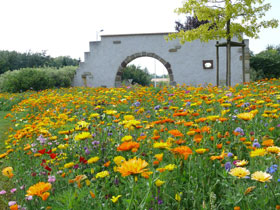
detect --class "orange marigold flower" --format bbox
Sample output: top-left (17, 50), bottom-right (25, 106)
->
top-left (201, 126), bottom-right (211, 133)
top-left (193, 134), bottom-right (203, 143)
top-left (216, 143), bottom-right (223, 149)
top-left (171, 146), bottom-right (193, 160)
top-left (103, 161), bottom-right (111, 167)
top-left (10, 205), bottom-right (18, 210)
top-left (262, 139), bottom-right (274, 147)
top-left (26, 182), bottom-right (52, 201)
top-left (117, 141), bottom-right (140, 152)
top-left (90, 191), bottom-right (96, 198)
top-left (168, 129), bottom-right (184, 137)
top-left (141, 171), bottom-right (153, 179)
top-left (184, 121), bottom-right (193, 127)
top-left (151, 136), bottom-right (161, 140)
top-left (117, 157), bottom-right (149, 177)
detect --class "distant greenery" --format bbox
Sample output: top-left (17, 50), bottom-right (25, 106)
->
top-left (0, 66), bottom-right (77, 93)
top-left (122, 65), bottom-right (152, 86)
top-left (0, 50), bottom-right (79, 74)
top-left (250, 45), bottom-right (280, 81)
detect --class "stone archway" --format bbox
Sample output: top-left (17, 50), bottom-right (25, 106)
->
top-left (114, 52), bottom-right (175, 87)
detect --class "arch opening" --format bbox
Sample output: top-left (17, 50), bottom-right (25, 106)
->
top-left (115, 53), bottom-right (175, 87)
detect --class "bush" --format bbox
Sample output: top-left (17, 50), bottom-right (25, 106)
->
top-left (250, 46), bottom-right (280, 80)
top-left (0, 66), bottom-right (77, 93)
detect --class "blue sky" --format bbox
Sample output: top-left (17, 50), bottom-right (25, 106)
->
top-left (0, 0), bottom-right (279, 75)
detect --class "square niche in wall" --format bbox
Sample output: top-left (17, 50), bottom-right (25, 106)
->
top-left (203, 60), bottom-right (213, 69)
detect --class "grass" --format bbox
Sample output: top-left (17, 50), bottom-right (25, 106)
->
top-left (0, 111), bottom-right (12, 210)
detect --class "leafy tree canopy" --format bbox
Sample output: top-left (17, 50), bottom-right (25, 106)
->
top-left (0, 50), bottom-right (79, 74)
top-left (250, 45), bottom-right (280, 80)
top-left (175, 16), bottom-right (209, 32)
top-left (168, 0), bottom-right (279, 43)
top-left (121, 64), bottom-right (152, 86)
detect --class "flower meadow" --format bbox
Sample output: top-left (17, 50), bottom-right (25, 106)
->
top-left (0, 79), bottom-right (280, 210)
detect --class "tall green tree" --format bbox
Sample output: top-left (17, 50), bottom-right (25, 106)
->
top-left (122, 64), bottom-right (152, 86)
top-left (168, 0), bottom-right (278, 86)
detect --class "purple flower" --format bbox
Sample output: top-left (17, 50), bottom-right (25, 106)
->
top-left (227, 152), bottom-right (233, 158)
top-left (37, 135), bottom-right (47, 144)
top-left (154, 105), bottom-right (160, 110)
top-left (158, 199), bottom-right (163, 205)
top-left (225, 162), bottom-right (232, 172)
top-left (234, 127), bottom-right (244, 134)
top-left (92, 141), bottom-right (100, 145)
top-left (253, 142), bottom-right (261, 148)
top-left (134, 101), bottom-right (141, 107)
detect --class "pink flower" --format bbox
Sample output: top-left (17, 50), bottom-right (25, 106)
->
top-left (10, 188), bottom-right (17, 193)
top-left (8, 201), bottom-right (16, 206)
top-left (26, 195), bottom-right (33, 200)
top-left (48, 175), bottom-right (56, 183)
top-left (0, 190), bottom-right (6, 195)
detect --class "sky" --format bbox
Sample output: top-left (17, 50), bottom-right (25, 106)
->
top-left (0, 0), bottom-right (279, 76)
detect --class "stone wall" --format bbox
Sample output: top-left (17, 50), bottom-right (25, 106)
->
top-left (73, 33), bottom-right (249, 87)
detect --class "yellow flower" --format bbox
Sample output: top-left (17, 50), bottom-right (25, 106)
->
top-left (186, 130), bottom-right (196, 136)
top-left (76, 121), bottom-right (90, 129)
top-left (251, 171), bottom-right (272, 182)
top-left (155, 179), bottom-right (165, 187)
top-left (175, 192), bottom-right (182, 202)
top-left (113, 156), bottom-right (126, 166)
top-left (64, 162), bottom-right (75, 169)
top-left (221, 103), bottom-right (232, 107)
top-left (104, 110), bottom-right (117, 115)
top-left (96, 171), bottom-right (109, 178)
top-left (207, 115), bottom-right (219, 121)
top-left (111, 195), bottom-right (122, 203)
top-left (117, 157), bottom-right (148, 177)
top-left (154, 153), bottom-right (163, 161)
top-left (124, 115), bottom-right (135, 121)
top-left (90, 113), bottom-right (100, 118)
top-left (164, 164), bottom-right (177, 171)
top-left (74, 132), bottom-right (91, 141)
top-left (266, 146), bottom-right (280, 154)
top-left (195, 148), bottom-right (208, 154)
top-left (229, 167), bottom-right (250, 178)
top-left (237, 112), bottom-right (254, 121)
top-left (87, 156), bottom-right (99, 164)
top-left (121, 135), bottom-right (133, 142)
top-left (153, 142), bottom-right (171, 149)
top-left (235, 160), bottom-right (248, 167)
top-left (26, 182), bottom-right (52, 201)
top-left (58, 144), bottom-right (68, 150)
top-left (2, 167), bottom-right (14, 178)
top-left (250, 148), bottom-right (267, 157)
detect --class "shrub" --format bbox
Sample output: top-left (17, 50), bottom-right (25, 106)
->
top-left (0, 66), bottom-right (76, 93)
top-left (250, 46), bottom-right (280, 80)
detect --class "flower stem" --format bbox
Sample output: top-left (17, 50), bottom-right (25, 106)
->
top-left (128, 178), bottom-right (136, 210)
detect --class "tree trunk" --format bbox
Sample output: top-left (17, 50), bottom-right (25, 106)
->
top-left (226, 19), bottom-right (231, 87)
